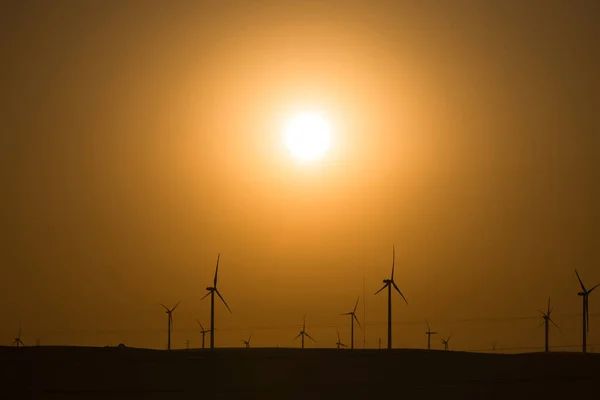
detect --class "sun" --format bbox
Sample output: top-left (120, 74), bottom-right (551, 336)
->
top-left (283, 111), bottom-right (332, 162)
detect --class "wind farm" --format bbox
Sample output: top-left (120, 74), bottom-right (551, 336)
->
top-left (3, 0), bottom-right (600, 398)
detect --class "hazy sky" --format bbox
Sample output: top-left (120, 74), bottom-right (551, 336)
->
top-left (1, 1), bottom-right (599, 351)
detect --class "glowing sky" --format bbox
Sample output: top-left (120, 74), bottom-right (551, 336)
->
top-left (1, 1), bottom-right (599, 351)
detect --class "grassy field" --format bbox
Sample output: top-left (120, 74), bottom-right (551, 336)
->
top-left (2, 346), bottom-right (599, 398)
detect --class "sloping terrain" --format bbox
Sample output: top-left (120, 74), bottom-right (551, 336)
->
top-left (2, 346), bottom-right (599, 399)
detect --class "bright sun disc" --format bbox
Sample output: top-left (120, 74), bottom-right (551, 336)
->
top-left (283, 112), bottom-right (332, 162)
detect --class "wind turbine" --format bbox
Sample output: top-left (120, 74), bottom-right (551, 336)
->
top-left (293, 315), bottom-right (315, 349)
top-left (161, 301), bottom-right (180, 350)
top-left (242, 333), bottom-right (252, 348)
top-left (336, 329), bottom-right (347, 349)
top-left (441, 335), bottom-right (451, 351)
top-left (201, 253), bottom-right (232, 349)
top-left (425, 321), bottom-right (438, 350)
top-left (538, 297), bottom-right (561, 352)
top-left (341, 297), bottom-right (362, 349)
top-left (375, 245), bottom-right (408, 349)
top-left (575, 269), bottom-right (599, 353)
top-left (13, 323), bottom-right (24, 348)
top-left (196, 320), bottom-right (209, 349)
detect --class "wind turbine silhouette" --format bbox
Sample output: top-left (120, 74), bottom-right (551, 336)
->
top-left (425, 321), bottom-right (438, 350)
top-left (242, 333), bottom-right (252, 348)
top-left (375, 246), bottom-right (408, 349)
top-left (341, 297), bottom-right (361, 349)
top-left (201, 253), bottom-right (232, 349)
top-left (336, 329), bottom-right (347, 349)
top-left (538, 297), bottom-right (561, 352)
top-left (13, 323), bottom-right (24, 348)
top-left (575, 269), bottom-right (599, 353)
top-left (196, 320), bottom-right (209, 349)
top-left (161, 301), bottom-right (180, 350)
top-left (441, 334), bottom-right (451, 351)
top-left (294, 315), bottom-right (315, 348)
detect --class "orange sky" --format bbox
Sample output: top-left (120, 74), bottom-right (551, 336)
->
top-left (1, 1), bottom-right (599, 352)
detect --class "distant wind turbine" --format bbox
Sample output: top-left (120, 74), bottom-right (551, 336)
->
top-left (538, 297), bottom-right (561, 352)
top-left (13, 323), bottom-right (24, 348)
top-left (575, 269), bottom-right (599, 353)
top-left (441, 335), bottom-right (451, 351)
top-left (196, 320), bottom-right (209, 349)
top-left (242, 333), bottom-right (252, 348)
top-left (341, 297), bottom-right (362, 349)
top-left (201, 253), bottom-right (232, 349)
top-left (425, 321), bottom-right (438, 351)
top-left (161, 301), bottom-right (180, 350)
top-left (293, 315), bottom-right (315, 349)
top-left (336, 329), bottom-right (347, 349)
top-left (375, 246), bottom-right (408, 349)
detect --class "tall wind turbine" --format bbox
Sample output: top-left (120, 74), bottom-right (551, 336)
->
top-left (575, 269), bottom-right (599, 353)
top-left (538, 297), bottom-right (561, 352)
top-left (441, 334), bottom-right (451, 351)
top-left (336, 329), bottom-right (347, 349)
top-left (425, 321), bottom-right (438, 351)
top-left (13, 323), bottom-right (24, 348)
top-left (161, 301), bottom-right (180, 350)
top-left (375, 246), bottom-right (408, 349)
top-left (196, 320), bottom-right (209, 349)
top-left (341, 297), bottom-right (362, 349)
top-left (201, 253), bottom-right (232, 349)
top-left (242, 333), bottom-right (252, 348)
top-left (293, 315), bottom-right (315, 349)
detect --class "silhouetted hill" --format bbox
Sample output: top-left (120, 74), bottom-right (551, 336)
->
top-left (2, 346), bottom-right (599, 398)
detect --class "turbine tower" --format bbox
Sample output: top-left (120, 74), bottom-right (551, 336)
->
top-left (341, 297), bottom-right (362, 349)
top-left (425, 321), bottom-right (438, 351)
top-left (196, 320), bottom-right (209, 349)
top-left (336, 329), bottom-right (347, 349)
top-left (201, 253), bottom-right (232, 349)
top-left (161, 301), bottom-right (180, 350)
top-left (575, 269), bottom-right (599, 353)
top-left (538, 297), bottom-right (561, 352)
top-left (13, 324), bottom-right (24, 348)
top-left (375, 246), bottom-right (408, 349)
top-left (293, 315), bottom-right (315, 348)
top-left (242, 333), bottom-right (252, 348)
top-left (441, 334), bottom-right (451, 351)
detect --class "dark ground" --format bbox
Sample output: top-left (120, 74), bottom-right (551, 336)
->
top-left (2, 346), bottom-right (599, 399)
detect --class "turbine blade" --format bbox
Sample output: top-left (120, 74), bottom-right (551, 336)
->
top-left (374, 283), bottom-right (388, 295)
top-left (215, 289), bottom-right (232, 313)
top-left (549, 318), bottom-right (562, 332)
top-left (353, 313), bottom-right (362, 329)
top-left (353, 297), bottom-right (360, 313)
top-left (589, 283), bottom-right (600, 293)
top-left (341, 312), bottom-right (352, 316)
top-left (294, 333), bottom-right (302, 340)
top-left (303, 315), bottom-right (306, 331)
top-left (575, 269), bottom-right (587, 292)
top-left (161, 304), bottom-right (169, 311)
top-left (392, 282), bottom-right (409, 305)
top-left (172, 301), bottom-right (180, 312)
top-left (305, 332), bottom-right (316, 342)
top-left (337, 330), bottom-right (341, 342)
top-left (547, 297), bottom-right (551, 315)
top-left (214, 253), bottom-right (220, 287)
top-left (200, 291), bottom-right (211, 300)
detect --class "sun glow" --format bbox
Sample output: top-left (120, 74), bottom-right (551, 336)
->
top-left (283, 111), bottom-right (332, 162)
